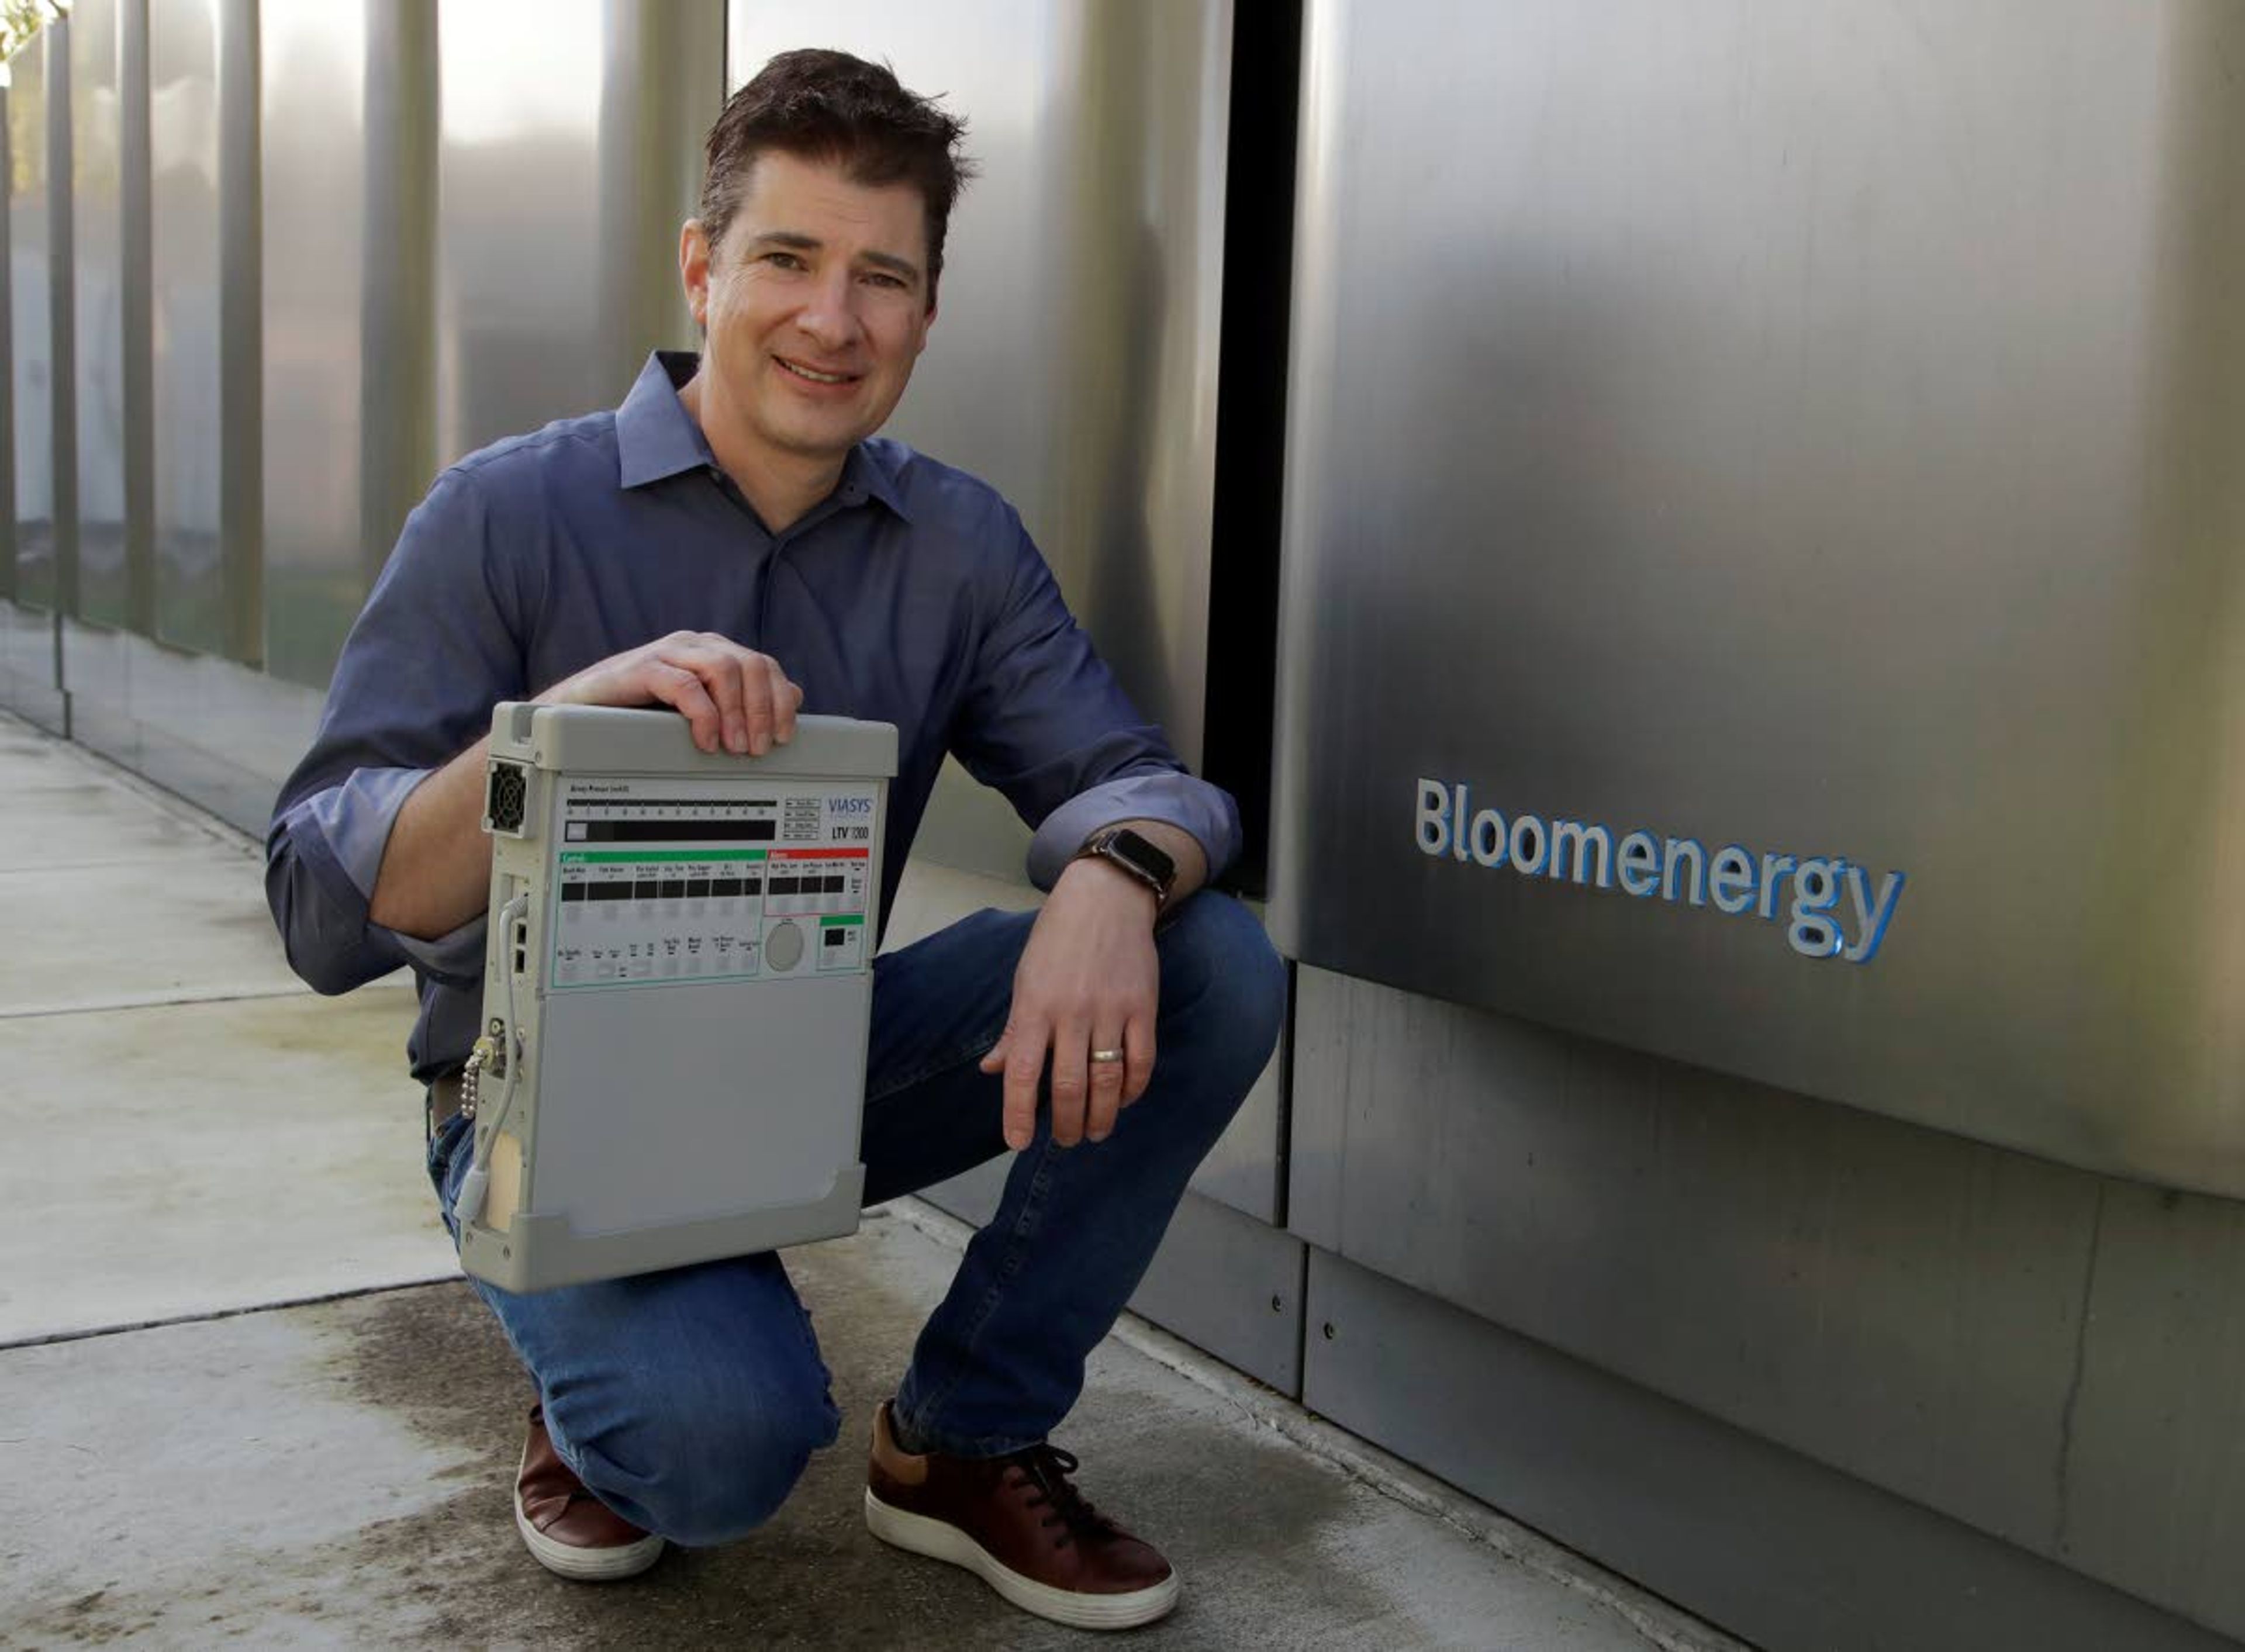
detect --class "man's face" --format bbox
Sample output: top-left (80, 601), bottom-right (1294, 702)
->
top-left (681, 150), bottom-right (935, 476)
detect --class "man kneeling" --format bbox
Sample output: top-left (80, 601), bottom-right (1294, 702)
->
top-left (264, 48), bottom-right (1284, 1632)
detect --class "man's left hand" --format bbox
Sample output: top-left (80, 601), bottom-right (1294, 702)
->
top-left (980, 859), bottom-right (1162, 1150)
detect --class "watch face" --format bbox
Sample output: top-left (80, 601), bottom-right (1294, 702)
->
top-left (1109, 828), bottom-right (1176, 887)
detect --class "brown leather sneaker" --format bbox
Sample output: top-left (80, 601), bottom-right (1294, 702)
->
top-left (864, 1402), bottom-right (1179, 1630)
top-left (514, 1405), bottom-right (665, 1581)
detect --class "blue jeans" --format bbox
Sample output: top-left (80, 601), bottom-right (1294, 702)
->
top-left (427, 892), bottom-right (1286, 1547)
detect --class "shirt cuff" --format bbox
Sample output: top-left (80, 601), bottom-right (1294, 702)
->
top-left (304, 765), bottom-right (489, 981)
top-left (1025, 771), bottom-right (1242, 892)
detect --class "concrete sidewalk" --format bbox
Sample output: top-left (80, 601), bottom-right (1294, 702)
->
top-left (0, 713), bottom-right (1727, 1650)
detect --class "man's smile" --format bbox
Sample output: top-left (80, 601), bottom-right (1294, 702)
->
top-left (775, 355), bottom-right (861, 386)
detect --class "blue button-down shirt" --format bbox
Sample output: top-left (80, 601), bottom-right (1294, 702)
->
top-left (266, 351), bottom-right (1239, 1080)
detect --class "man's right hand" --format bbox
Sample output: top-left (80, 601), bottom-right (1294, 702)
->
top-left (537, 631), bottom-right (803, 756)
top-left (369, 633), bottom-right (800, 941)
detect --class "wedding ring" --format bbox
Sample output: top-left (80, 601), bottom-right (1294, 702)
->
top-left (1090, 1048), bottom-right (1126, 1064)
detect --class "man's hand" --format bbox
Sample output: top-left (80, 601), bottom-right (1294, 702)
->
top-left (980, 859), bottom-right (1162, 1150)
top-left (539, 631), bottom-right (803, 755)
top-left (369, 633), bottom-right (801, 941)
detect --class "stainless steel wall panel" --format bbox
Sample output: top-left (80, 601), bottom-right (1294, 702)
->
top-left (1291, 964), bottom-right (2245, 1638)
top-left (1303, 1246), bottom-right (2239, 1652)
top-left (0, 64), bottom-right (64, 730)
top-left (434, 0), bottom-right (605, 461)
top-left (434, 0), bottom-right (718, 468)
top-left (724, 1), bottom-right (1233, 773)
top-left (1270, 0), bottom-right (2245, 1197)
top-left (147, 0), bottom-right (224, 655)
top-left (215, 0), bottom-right (257, 665)
top-left (1, 74), bottom-right (16, 604)
top-left (258, 0), bottom-right (369, 689)
top-left (41, 20), bottom-right (77, 620)
top-left (2057, 1188), bottom-right (2245, 1623)
top-left (119, 0), bottom-right (152, 637)
top-left (9, 39), bottom-right (54, 613)
top-left (592, 0), bottom-right (723, 407)
top-left (55, 0), bottom-right (153, 748)
top-left (74, 623), bottom-right (322, 829)
top-left (70, 0), bottom-right (127, 628)
top-left (0, 603), bottom-right (64, 730)
top-left (1127, 1190), bottom-right (1304, 1395)
top-left (1184, 1025), bottom-right (1286, 1222)
top-left (59, 613), bottom-right (140, 765)
top-left (354, 0), bottom-right (437, 669)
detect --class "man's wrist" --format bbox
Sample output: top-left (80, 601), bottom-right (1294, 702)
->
top-left (1059, 853), bottom-right (1163, 918)
top-left (1072, 824), bottom-right (1176, 908)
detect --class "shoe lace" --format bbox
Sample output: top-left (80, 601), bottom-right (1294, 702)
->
top-left (1001, 1444), bottom-right (1119, 1551)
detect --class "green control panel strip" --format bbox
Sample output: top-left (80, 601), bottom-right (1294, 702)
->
top-left (550, 845), bottom-right (874, 987)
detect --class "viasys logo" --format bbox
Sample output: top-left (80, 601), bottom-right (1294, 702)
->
top-left (828, 796), bottom-right (874, 815)
top-left (1414, 777), bottom-right (1905, 963)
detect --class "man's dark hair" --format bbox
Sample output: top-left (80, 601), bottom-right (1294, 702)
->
top-left (700, 49), bottom-right (975, 303)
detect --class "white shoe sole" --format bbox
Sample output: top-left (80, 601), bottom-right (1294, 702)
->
top-left (513, 1432), bottom-right (665, 1583)
top-left (513, 1494), bottom-right (666, 1581)
top-left (864, 1487), bottom-right (1180, 1630)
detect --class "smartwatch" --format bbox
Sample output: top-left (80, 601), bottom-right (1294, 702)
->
top-left (1073, 825), bottom-right (1177, 908)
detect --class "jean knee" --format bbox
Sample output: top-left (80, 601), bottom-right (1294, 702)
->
top-left (561, 1367), bottom-right (840, 1546)
top-left (1159, 893), bottom-right (1288, 1078)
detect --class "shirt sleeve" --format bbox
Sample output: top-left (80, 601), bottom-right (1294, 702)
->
top-left (264, 467), bottom-right (527, 995)
top-left (948, 512), bottom-right (1242, 891)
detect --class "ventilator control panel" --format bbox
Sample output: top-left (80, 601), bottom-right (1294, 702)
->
top-left (549, 777), bottom-right (876, 987)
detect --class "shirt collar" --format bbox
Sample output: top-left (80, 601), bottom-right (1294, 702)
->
top-left (834, 441), bottom-right (913, 523)
top-left (615, 349), bottom-right (912, 523)
top-left (616, 351), bottom-right (715, 488)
